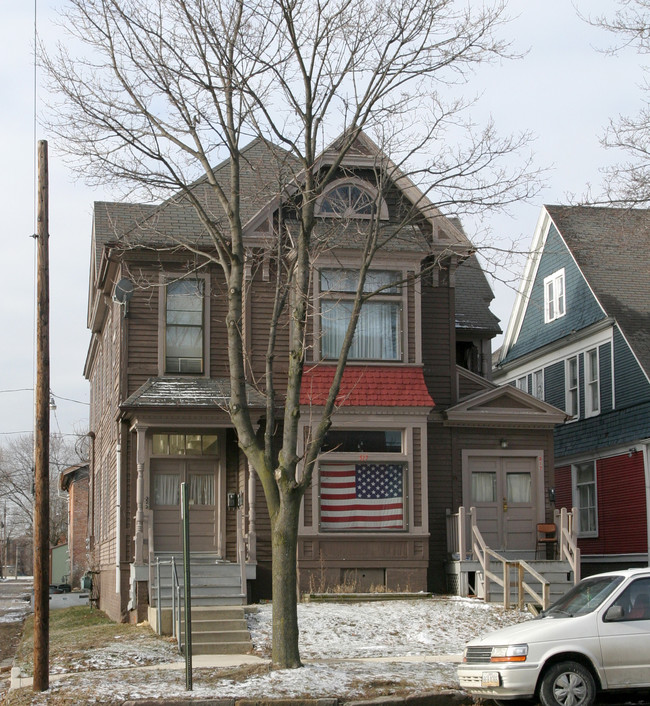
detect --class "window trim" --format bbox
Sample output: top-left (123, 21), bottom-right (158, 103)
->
top-left (585, 347), bottom-right (600, 417)
top-left (317, 427), bottom-right (408, 533)
top-left (159, 273), bottom-right (210, 376)
top-left (533, 369), bottom-right (544, 400)
top-left (544, 268), bottom-right (566, 323)
top-left (315, 177), bottom-right (389, 220)
top-left (318, 267), bottom-right (404, 362)
top-left (572, 460), bottom-right (598, 538)
top-left (565, 355), bottom-right (579, 419)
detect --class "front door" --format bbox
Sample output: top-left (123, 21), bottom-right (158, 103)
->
top-left (466, 455), bottom-right (538, 551)
top-left (152, 458), bottom-right (219, 553)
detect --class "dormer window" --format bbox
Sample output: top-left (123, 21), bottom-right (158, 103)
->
top-left (316, 179), bottom-right (388, 220)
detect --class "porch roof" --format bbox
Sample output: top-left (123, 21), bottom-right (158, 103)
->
top-left (300, 365), bottom-right (434, 408)
top-left (121, 377), bottom-right (266, 410)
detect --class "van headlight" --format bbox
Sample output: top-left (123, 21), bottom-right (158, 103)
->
top-left (490, 644), bottom-right (528, 662)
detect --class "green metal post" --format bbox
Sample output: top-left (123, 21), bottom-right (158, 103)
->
top-left (181, 482), bottom-right (192, 690)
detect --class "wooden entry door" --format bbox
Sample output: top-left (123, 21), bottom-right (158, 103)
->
top-left (151, 458), bottom-right (219, 553)
top-left (466, 455), bottom-right (538, 551)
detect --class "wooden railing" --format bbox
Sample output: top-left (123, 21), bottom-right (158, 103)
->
top-left (555, 506), bottom-right (581, 584)
top-left (447, 506), bottom-right (581, 610)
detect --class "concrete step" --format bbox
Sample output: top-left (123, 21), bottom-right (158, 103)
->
top-left (180, 641), bottom-right (251, 655)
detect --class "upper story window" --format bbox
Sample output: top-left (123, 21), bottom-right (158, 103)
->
top-left (533, 369), bottom-right (544, 400)
top-left (544, 268), bottom-right (566, 323)
top-left (585, 347), bottom-right (600, 416)
top-left (320, 269), bottom-right (401, 361)
top-left (516, 376), bottom-right (528, 393)
top-left (316, 179), bottom-right (388, 220)
top-left (565, 355), bottom-right (579, 417)
top-left (165, 279), bottom-right (204, 373)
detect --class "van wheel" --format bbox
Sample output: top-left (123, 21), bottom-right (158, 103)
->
top-left (539, 661), bottom-right (596, 706)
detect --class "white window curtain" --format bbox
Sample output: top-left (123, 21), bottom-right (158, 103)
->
top-left (154, 474), bottom-right (180, 506)
top-left (507, 473), bottom-right (532, 503)
top-left (322, 300), bottom-right (399, 359)
top-left (471, 472), bottom-right (496, 502)
top-left (189, 474), bottom-right (214, 505)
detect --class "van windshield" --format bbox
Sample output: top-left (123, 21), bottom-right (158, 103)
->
top-left (542, 575), bottom-right (624, 618)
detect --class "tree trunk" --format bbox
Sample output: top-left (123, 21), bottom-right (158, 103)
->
top-left (270, 496), bottom-right (302, 668)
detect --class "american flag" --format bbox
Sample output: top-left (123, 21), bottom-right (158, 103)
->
top-left (320, 463), bottom-right (404, 529)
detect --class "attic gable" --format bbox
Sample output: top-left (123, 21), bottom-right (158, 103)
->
top-left (444, 384), bottom-right (569, 428)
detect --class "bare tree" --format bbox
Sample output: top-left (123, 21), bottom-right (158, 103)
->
top-left (0, 434), bottom-right (80, 549)
top-left (42, 0), bottom-right (541, 667)
top-left (584, 1), bottom-right (650, 204)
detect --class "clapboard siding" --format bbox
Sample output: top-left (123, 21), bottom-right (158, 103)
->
top-left (614, 326), bottom-right (650, 408)
top-left (503, 225), bottom-right (605, 363)
top-left (421, 280), bottom-right (454, 407)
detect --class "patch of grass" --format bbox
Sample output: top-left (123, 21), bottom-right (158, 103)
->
top-left (14, 606), bottom-right (175, 677)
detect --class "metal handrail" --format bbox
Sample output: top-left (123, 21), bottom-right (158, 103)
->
top-left (154, 556), bottom-right (184, 653)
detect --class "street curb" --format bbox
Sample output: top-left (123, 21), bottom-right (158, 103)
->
top-left (121, 693), bottom-right (468, 706)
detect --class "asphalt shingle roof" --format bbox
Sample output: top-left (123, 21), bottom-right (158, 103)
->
top-left (121, 377), bottom-right (266, 409)
top-left (546, 204), bottom-right (650, 377)
top-left (300, 365), bottom-right (434, 407)
top-left (454, 255), bottom-right (501, 334)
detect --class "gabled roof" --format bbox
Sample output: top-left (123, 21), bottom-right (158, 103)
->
top-left (545, 205), bottom-right (650, 376)
top-left (91, 131), bottom-right (474, 280)
top-left (444, 383), bottom-right (569, 428)
top-left (92, 137), bottom-right (299, 269)
top-left (300, 365), bottom-right (434, 408)
top-left (498, 205), bottom-right (650, 376)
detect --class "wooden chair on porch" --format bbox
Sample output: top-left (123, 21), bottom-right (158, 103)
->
top-left (535, 523), bottom-right (558, 559)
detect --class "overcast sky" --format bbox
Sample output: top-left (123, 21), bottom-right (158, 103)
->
top-left (0, 0), bottom-right (644, 441)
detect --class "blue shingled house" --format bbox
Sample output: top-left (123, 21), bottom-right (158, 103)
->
top-left (494, 205), bottom-right (650, 574)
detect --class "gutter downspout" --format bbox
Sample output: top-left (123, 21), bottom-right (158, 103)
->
top-left (643, 443), bottom-right (650, 566)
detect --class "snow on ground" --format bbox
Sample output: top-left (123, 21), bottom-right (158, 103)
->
top-left (23, 597), bottom-right (531, 703)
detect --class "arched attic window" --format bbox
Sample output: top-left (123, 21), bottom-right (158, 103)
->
top-left (316, 178), bottom-right (389, 220)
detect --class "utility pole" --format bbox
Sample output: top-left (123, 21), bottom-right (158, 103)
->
top-left (33, 139), bottom-right (50, 692)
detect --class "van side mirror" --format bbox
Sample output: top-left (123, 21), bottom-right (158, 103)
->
top-left (604, 605), bottom-right (625, 622)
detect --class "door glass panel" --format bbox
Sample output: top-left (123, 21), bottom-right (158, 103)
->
top-left (472, 472), bottom-right (496, 502)
top-left (507, 473), bottom-right (531, 503)
top-left (152, 434), bottom-right (169, 455)
top-left (202, 435), bottom-right (218, 454)
top-left (186, 434), bottom-right (202, 454)
top-left (154, 474), bottom-right (180, 505)
top-left (189, 474), bottom-right (214, 505)
top-left (169, 434), bottom-right (185, 455)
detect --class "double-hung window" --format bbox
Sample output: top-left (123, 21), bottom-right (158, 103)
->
top-left (544, 268), bottom-right (566, 323)
top-left (585, 348), bottom-right (600, 416)
top-left (165, 279), bottom-right (204, 373)
top-left (574, 461), bottom-right (597, 537)
top-left (320, 269), bottom-right (401, 361)
top-left (566, 356), bottom-right (579, 417)
top-left (533, 369), bottom-right (544, 400)
top-left (516, 376), bottom-right (528, 393)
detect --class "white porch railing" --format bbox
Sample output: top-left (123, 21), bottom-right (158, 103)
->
top-left (555, 506), bottom-right (581, 583)
top-left (446, 505), bottom-right (582, 610)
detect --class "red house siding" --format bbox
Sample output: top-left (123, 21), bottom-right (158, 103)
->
top-left (556, 452), bottom-right (647, 556)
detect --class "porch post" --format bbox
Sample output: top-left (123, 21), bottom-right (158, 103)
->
top-left (134, 425), bottom-right (148, 565)
top-left (247, 463), bottom-right (257, 564)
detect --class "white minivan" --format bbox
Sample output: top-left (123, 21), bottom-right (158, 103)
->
top-left (457, 568), bottom-right (650, 706)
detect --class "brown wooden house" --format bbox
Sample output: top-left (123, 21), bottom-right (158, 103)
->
top-left (84, 132), bottom-right (566, 627)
